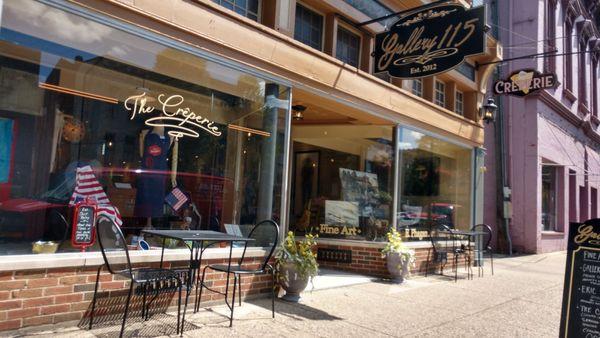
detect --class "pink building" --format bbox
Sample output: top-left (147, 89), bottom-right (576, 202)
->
top-left (485, 0), bottom-right (600, 253)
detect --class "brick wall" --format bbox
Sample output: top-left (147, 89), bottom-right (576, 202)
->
top-left (0, 257), bottom-right (272, 332)
top-left (315, 243), bottom-right (473, 278)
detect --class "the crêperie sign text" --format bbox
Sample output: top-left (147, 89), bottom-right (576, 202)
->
top-left (124, 92), bottom-right (221, 139)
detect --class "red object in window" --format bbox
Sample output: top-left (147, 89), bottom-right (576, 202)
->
top-left (0, 119), bottom-right (17, 202)
top-left (148, 145), bottom-right (162, 156)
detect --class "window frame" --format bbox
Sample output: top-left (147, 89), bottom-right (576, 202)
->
top-left (294, 1), bottom-right (326, 52)
top-left (335, 21), bottom-right (362, 68)
top-left (434, 80), bottom-right (446, 107)
top-left (541, 164), bottom-right (558, 232)
top-left (564, 20), bottom-right (574, 92)
top-left (544, 0), bottom-right (557, 73)
top-left (411, 79), bottom-right (423, 97)
top-left (212, 0), bottom-right (262, 22)
top-left (455, 90), bottom-right (464, 116)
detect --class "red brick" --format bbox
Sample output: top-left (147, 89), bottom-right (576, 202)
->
top-left (100, 281), bottom-right (125, 290)
top-left (27, 278), bottom-right (58, 288)
top-left (46, 268), bottom-right (77, 277)
top-left (0, 272), bottom-right (14, 281)
top-left (0, 300), bottom-right (22, 310)
top-left (0, 311), bottom-right (6, 321)
top-left (54, 311), bottom-right (84, 323)
top-left (14, 270), bottom-right (46, 279)
top-left (11, 288), bottom-right (43, 299)
top-left (22, 296), bottom-right (55, 308)
top-left (55, 293), bottom-right (83, 304)
top-left (70, 301), bottom-right (90, 311)
top-left (23, 315), bottom-right (53, 327)
top-left (0, 319), bottom-right (21, 331)
top-left (59, 275), bottom-right (88, 285)
top-left (0, 291), bottom-right (10, 301)
top-left (86, 273), bottom-right (112, 283)
top-left (0, 280), bottom-right (26, 291)
top-left (7, 307), bottom-right (39, 319)
top-left (43, 286), bottom-right (73, 296)
top-left (40, 304), bottom-right (69, 315)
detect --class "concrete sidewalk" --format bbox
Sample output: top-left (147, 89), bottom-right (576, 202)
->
top-left (9, 252), bottom-right (567, 337)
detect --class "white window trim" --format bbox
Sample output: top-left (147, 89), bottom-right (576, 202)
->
top-left (213, 0), bottom-right (262, 22)
top-left (411, 79), bottom-right (423, 97)
top-left (455, 90), bottom-right (464, 116)
top-left (435, 80), bottom-right (446, 107)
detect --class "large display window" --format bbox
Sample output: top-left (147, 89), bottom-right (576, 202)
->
top-left (0, 1), bottom-right (289, 255)
top-left (397, 127), bottom-right (473, 240)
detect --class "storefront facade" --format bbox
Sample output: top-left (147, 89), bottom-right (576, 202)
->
top-left (0, 0), bottom-right (500, 331)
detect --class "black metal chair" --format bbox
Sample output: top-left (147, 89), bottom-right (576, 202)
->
top-left (196, 220), bottom-right (279, 327)
top-left (471, 223), bottom-right (494, 277)
top-left (425, 222), bottom-right (472, 282)
top-left (89, 216), bottom-right (184, 337)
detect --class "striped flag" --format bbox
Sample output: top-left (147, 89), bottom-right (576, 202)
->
top-left (69, 165), bottom-right (123, 226)
top-left (165, 187), bottom-right (189, 212)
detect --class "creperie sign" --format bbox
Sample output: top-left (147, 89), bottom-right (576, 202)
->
top-left (124, 92), bottom-right (222, 139)
top-left (493, 70), bottom-right (557, 97)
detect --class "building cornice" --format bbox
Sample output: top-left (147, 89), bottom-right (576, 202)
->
top-left (539, 90), bottom-right (600, 143)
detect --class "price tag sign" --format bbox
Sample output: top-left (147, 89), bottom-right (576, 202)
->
top-left (560, 219), bottom-right (600, 337)
top-left (71, 202), bottom-right (97, 250)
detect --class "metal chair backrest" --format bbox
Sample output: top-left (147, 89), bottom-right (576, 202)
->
top-left (471, 223), bottom-right (492, 250)
top-left (96, 216), bottom-right (132, 276)
top-left (428, 221), bottom-right (453, 254)
top-left (239, 220), bottom-right (280, 271)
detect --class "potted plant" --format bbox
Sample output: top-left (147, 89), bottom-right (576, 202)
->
top-left (275, 231), bottom-right (319, 302)
top-left (381, 228), bottom-right (415, 283)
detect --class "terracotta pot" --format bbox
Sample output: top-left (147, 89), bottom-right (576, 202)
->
top-left (386, 252), bottom-right (410, 284)
top-left (278, 261), bottom-right (309, 302)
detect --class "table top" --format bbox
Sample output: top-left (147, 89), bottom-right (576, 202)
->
top-left (141, 229), bottom-right (255, 242)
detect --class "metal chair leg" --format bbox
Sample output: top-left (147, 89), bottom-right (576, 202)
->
top-left (142, 283), bottom-right (147, 320)
top-left (454, 255), bottom-right (458, 283)
top-left (490, 251), bottom-right (494, 275)
top-left (238, 274), bottom-right (242, 307)
top-left (425, 248), bottom-right (431, 277)
top-left (196, 265), bottom-right (208, 313)
top-left (119, 281), bottom-right (135, 338)
top-left (230, 274), bottom-right (237, 327)
top-left (88, 266), bottom-right (102, 330)
top-left (177, 278), bottom-right (183, 336)
top-left (271, 269), bottom-right (275, 318)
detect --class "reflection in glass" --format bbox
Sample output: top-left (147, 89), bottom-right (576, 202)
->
top-left (397, 128), bottom-right (472, 240)
top-left (0, 1), bottom-right (289, 255)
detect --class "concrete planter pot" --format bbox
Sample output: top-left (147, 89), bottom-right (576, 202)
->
top-left (386, 252), bottom-right (410, 283)
top-left (278, 261), bottom-right (309, 302)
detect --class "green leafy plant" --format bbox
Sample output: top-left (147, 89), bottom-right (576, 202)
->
top-left (275, 231), bottom-right (319, 281)
top-left (381, 228), bottom-right (416, 271)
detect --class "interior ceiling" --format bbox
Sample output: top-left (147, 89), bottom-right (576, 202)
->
top-left (292, 89), bottom-right (393, 126)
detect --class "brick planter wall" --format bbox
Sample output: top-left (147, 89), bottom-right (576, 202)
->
top-left (315, 242), bottom-right (473, 279)
top-left (0, 257), bottom-right (272, 332)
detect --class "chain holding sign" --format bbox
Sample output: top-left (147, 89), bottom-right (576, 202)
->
top-left (373, 4), bottom-right (485, 79)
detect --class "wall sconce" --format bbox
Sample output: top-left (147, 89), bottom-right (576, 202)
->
top-left (292, 104), bottom-right (307, 120)
top-left (480, 97), bottom-right (498, 124)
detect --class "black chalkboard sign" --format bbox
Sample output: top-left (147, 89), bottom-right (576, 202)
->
top-left (560, 219), bottom-right (600, 337)
top-left (72, 204), bottom-right (96, 246)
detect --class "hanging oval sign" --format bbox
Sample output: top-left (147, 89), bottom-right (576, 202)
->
top-left (374, 4), bottom-right (486, 79)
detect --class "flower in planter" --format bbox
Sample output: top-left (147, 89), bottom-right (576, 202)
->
top-left (381, 228), bottom-right (416, 275)
top-left (275, 231), bottom-right (319, 282)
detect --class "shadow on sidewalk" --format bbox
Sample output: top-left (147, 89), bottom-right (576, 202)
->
top-left (247, 297), bottom-right (343, 322)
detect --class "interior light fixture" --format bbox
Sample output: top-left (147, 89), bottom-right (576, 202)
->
top-left (292, 104), bottom-right (307, 120)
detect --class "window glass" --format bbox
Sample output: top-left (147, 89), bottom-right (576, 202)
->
top-left (294, 4), bottom-right (324, 51)
top-left (335, 26), bottom-right (360, 67)
top-left (289, 125), bottom-right (395, 242)
top-left (397, 128), bottom-right (472, 240)
top-left (0, 1), bottom-right (289, 255)
top-left (434, 81), bottom-right (445, 107)
top-left (411, 79), bottom-right (423, 97)
top-left (455, 91), bottom-right (464, 116)
top-left (212, 0), bottom-right (260, 21)
top-left (541, 165), bottom-right (557, 231)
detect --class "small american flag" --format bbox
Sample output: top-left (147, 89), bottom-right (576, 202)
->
top-left (165, 187), bottom-right (189, 212)
top-left (69, 165), bottom-right (123, 226)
